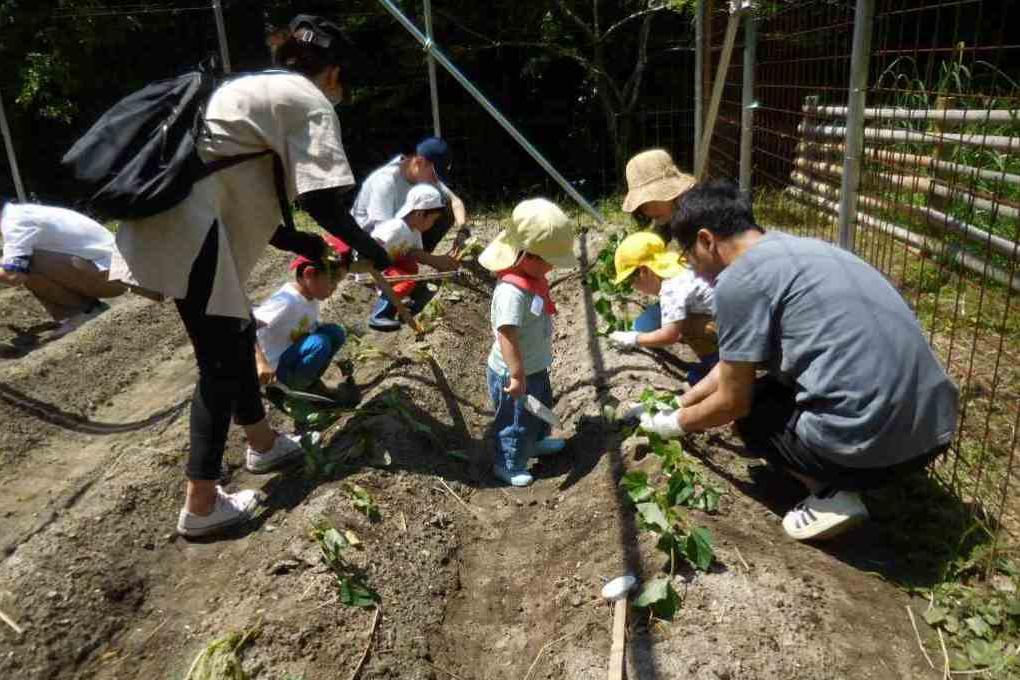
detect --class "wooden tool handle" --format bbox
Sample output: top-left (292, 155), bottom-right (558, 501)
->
top-left (608, 598), bottom-right (627, 680)
top-left (368, 269), bottom-right (424, 336)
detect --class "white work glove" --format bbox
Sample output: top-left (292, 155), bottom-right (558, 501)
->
top-left (639, 408), bottom-right (686, 439)
top-left (608, 331), bottom-right (640, 349)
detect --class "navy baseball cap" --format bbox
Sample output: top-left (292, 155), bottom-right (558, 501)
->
top-left (415, 136), bottom-right (451, 183)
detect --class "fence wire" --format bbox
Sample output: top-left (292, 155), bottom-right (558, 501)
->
top-left (705, 0), bottom-right (1020, 560)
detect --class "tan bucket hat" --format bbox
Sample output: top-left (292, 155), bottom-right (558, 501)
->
top-left (621, 149), bottom-right (696, 213)
top-left (479, 198), bottom-right (578, 272)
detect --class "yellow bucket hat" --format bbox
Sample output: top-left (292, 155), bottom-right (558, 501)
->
top-left (621, 149), bottom-right (696, 214)
top-left (479, 198), bottom-right (578, 272)
top-left (613, 231), bottom-right (685, 284)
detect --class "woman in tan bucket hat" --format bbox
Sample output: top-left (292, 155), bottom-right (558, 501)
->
top-left (620, 149), bottom-right (697, 336)
top-left (621, 149), bottom-right (696, 230)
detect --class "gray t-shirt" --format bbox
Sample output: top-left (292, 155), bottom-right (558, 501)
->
top-left (714, 232), bottom-right (958, 468)
top-left (350, 155), bottom-right (451, 234)
top-left (350, 156), bottom-right (411, 233)
top-left (487, 282), bottom-right (554, 376)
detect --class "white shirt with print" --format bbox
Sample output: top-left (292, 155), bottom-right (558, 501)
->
top-left (371, 217), bottom-right (423, 259)
top-left (660, 270), bottom-right (715, 324)
top-left (253, 282), bottom-right (321, 371)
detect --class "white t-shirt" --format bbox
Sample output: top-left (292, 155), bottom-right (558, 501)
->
top-left (660, 270), bottom-right (715, 324)
top-left (351, 155), bottom-right (451, 233)
top-left (109, 72), bottom-right (355, 319)
top-left (1, 203), bottom-right (115, 270)
top-left (371, 217), bottom-right (423, 259)
top-left (253, 282), bottom-right (320, 370)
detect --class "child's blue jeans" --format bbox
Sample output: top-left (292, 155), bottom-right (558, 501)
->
top-left (486, 367), bottom-right (552, 472)
top-left (276, 323), bottom-right (346, 390)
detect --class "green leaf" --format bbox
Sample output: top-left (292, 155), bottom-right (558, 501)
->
top-left (697, 488), bottom-right (722, 513)
top-left (447, 450), bottom-right (469, 462)
top-left (346, 484), bottom-right (381, 521)
top-left (321, 528), bottom-right (348, 561)
top-left (339, 577), bottom-right (380, 608)
top-left (683, 527), bottom-right (715, 572)
top-left (621, 471), bottom-right (654, 504)
top-left (923, 606), bottom-right (949, 626)
top-left (965, 639), bottom-right (1003, 668)
top-left (636, 501), bottom-right (672, 534)
top-left (965, 615), bottom-right (993, 639)
top-left (656, 531), bottom-right (681, 560)
top-left (666, 475), bottom-right (695, 507)
top-left (633, 577), bottom-right (681, 620)
top-left (943, 614), bottom-right (961, 634)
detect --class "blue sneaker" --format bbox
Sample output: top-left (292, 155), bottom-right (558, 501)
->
top-left (492, 464), bottom-right (533, 487)
top-left (532, 438), bottom-right (566, 458)
top-left (368, 297), bottom-right (401, 332)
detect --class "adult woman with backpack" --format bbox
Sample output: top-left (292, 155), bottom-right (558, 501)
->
top-left (107, 15), bottom-right (392, 538)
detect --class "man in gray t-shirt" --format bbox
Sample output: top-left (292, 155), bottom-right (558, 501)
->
top-left (635, 179), bottom-right (958, 542)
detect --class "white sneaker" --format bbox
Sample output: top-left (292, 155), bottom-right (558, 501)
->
top-left (176, 486), bottom-right (260, 538)
top-left (48, 301), bottom-right (110, 340)
top-left (782, 489), bottom-right (869, 541)
top-left (245, 432), bottom-right (317, 473)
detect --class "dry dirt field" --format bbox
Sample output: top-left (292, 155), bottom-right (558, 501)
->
top-left (0, 224), bottom-right (951, 679)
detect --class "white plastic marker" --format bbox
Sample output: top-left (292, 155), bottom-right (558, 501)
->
top-left (523, 394), bottom-right (561, 429)
top-left (601, 574), bottom-right (637, 680)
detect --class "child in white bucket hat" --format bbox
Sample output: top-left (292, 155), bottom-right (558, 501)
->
top-left (479, 198), bottom-right (577, 487)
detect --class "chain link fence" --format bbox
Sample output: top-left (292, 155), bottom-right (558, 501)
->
top-left (703, 0), bottom-right (1020, 561)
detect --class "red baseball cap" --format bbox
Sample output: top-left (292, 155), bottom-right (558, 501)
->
top-left (290, 234), bottom-right (351, 271)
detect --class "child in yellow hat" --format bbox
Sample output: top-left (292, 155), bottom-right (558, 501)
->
top-left (608, 231), bottom-right (718, 384)
top-left (479, 198), bottom-right (577, 487)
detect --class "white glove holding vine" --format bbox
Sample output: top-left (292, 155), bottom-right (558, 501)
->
top-left (608, 331), bottom-right (640, 349)
top-left (639, 408), bottom-right (685, 439)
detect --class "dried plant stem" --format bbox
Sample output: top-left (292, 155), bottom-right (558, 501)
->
top-left (906, 605), bottom-right (935, 670)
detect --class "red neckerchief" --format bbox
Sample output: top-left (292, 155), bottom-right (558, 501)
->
top-left (498, 265), bottom-right (557, 316)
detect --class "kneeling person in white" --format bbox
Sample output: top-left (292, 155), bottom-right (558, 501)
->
top-left (0, 202), bottom-right (127, 337)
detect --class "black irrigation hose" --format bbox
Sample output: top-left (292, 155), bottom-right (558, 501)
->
top-left (0, 382), bottom-right (189, 435)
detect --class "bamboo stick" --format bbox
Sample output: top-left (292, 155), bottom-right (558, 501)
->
top-left (791, 170), bottom-right (1018, 260)
top-left (803, 105), bottom-right (1019, 125)
top-left (785, 179), bottom-right (1020, 291)
top-left (798, 122), bottom-right (1019, 153)
top-left (795, 142), bottom-right (1020, 187)
top-left (795, 156), bottom-right (1019, 221)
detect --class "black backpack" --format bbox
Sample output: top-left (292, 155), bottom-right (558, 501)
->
top-left (62, 67), bottom-right (292, 226)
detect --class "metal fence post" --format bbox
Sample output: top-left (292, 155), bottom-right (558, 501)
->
top-left (694, 0), bottom-right (704, 167)
top-left (739, 8), bottom-right (757, 196)
top-left (374, 0), bottom-right (604, 223)
top-left (836, 0), bottom-right (875, 251)
top-left (423, 0), bottom-right (442, 137)
top-left (0, 90), bottom-right (26, 201)
top-left (211, 0), bottom-right (232, 74)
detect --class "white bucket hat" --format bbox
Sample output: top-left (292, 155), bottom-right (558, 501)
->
top-left (621, 149), bottom-right (696, 213)
top-left (396, 184), bottom-right (445, 219)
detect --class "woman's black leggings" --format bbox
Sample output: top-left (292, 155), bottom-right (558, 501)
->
top-left (175, 225), bottom-right (266, 481)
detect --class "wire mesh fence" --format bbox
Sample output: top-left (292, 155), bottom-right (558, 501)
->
top-left (704, 0), bottom-right (1020, 561)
